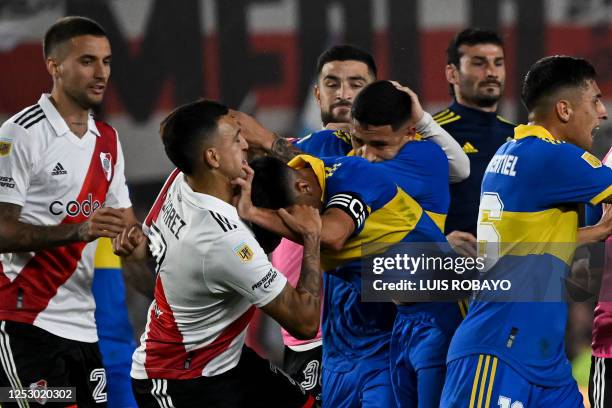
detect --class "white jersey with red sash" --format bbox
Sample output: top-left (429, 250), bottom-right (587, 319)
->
top-left (132, 170), bottom-right (286, 380)
top-left (0, 94), bottom-right (131, 343)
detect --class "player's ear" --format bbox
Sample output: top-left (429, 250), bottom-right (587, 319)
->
top-left (445, 64), bottom-right (459, 86)
top-left (555, 99), bottom-right (572, 123)
top-left (204, 147), bottom-right (220, 169)
top-left (314, 84), bottom-right (321, 106)
top-left (295, 179), bottom-right (311, 194)
top-left (46, 57), bottom-right (60, 77)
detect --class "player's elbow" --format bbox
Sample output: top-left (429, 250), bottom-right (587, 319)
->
top-left (321, 235), bottom-right (347, 252)
top-left (292, 314), bottom-right (320, 340)
top-left (450, 158), bottom-right (470, 183)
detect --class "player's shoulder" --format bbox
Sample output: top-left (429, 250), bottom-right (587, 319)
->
top-left (495, 114), bottom-right (516, 129)
top-left (93, 116), bottom-right (119, 139)
top-left (432, 106), bottom-right (462, 127)
top-left (2, 103), bottom-right (47, 137)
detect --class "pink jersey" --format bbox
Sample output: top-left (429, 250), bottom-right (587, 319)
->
top-left (272, 238), bottom-right (322, 348)
top-left (592, 148), bottom-right (612, 357)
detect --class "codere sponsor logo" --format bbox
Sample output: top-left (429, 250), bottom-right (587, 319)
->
top-left (49, 193), bottom-right (102, 217)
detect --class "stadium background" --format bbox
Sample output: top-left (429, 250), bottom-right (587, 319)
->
top-left (0, 0), bottom-right (610, 399)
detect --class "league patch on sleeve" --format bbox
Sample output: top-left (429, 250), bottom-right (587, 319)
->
top-left (582, 152), bottom-right (602, 168)
top-left (0, 139), bottom-right (12, 157)
top-left (234, 242), bottom-right (254, 263)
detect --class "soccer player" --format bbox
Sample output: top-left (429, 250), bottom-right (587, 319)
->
top-left (240, 147), bottom-right (447, 407)
top-left (93, 239), bottom-right (138, 408)
top-left (117, 100), bottom-right (321, 407)
top-left (441, 56), bottom-right (612, 407)
top-left (0, 16), bottom-right (135, 407)
top-left (589, 147), bottom-right (612, 407)
top-left (438, 28), bottom-right (515, 256)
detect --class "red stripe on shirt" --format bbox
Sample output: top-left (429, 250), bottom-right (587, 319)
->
top-left (144, 168), bottom-right (181, 228)
top-left (0, 125), bottom-right (117, 324)
top-left (144, 276), bottom-right (256, 379)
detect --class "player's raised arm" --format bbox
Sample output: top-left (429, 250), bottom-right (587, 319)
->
top-left (260, 205), bottom-right (322, 340)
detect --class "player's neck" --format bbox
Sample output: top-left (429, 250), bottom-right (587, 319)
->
top-left (528, 117), bottom-right (566, 143)
top-left (49, 89), bottom-right (90, 138)
top-left (455, 96), bottom-right (498, 113)
top-left (185, 173), bottom-right (234, 204)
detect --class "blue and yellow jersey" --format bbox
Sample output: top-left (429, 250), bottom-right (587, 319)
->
top-left (288, 154), bottom-right (446, 365)
top-left (434, 101), bottom-right (515, 236)
top-left (93, 238), bottom-right (136, 350)
top-left (295, 129), bottom-right (450, 231)
top-left (294, 129), bottom-right (352, 157)
top-left (447, 124), bottom-right (612, 386)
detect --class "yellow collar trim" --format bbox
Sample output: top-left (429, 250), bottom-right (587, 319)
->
top-left (287, 154), bottom-right (326, 201)
top-left (513, 124), bottom-right (558, 142)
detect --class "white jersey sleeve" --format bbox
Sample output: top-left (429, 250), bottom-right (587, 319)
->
top-left (105, 133), bottom-right (131, 208)
top-left (204, 228), bottom-right (287, 308)
top-left (0, 121), bottom-right (35, 206)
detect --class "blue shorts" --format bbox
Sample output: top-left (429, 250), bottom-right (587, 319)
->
top-left (390, 303), bottom-right (462, 408)
top-left (441, 354), bottom-right (583, 408)
top-left (322, 356), bottom-right (396, 408)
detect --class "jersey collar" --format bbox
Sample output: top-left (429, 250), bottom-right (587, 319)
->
top-left (38, 94), bottom-right (101, 138)
top-left (177, 174), bottom-right (240, 222)
top-left (287, 154), bottom-right (326, 202)
top-left (513, 124), bottom-right (558, 142)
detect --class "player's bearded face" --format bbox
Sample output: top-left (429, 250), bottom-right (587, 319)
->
top-left (55, 35), bottom-right (111, 110)
top-left (454, 44), bottom-right (505, 108)
top-left (316, 61), bottom-right (373, 125)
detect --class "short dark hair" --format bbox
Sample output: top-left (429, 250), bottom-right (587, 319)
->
top-left (43, 16), bottom-right (107, 59)
top-left (521, 55), bottom-right (597, 112)
top-left (352, 81), bottom-right (412, 131)
top-left (446, 28), bottom-right (504, 66)
top-left (316, 44), bottom-right (377, 79)
top-left (249, 156), bottom-right (296, 253)
top-left (160, 99), bottom-right (229, 174)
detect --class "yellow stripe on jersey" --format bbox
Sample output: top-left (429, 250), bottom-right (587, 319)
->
top-left (496, 115), bottom-right (515, 126)
top-left (591, 185), bottom-right (612, 205)
top-left (288, 155), bottom-right (327, 202)
top-left (432, 109), bottom-right (450, 120)
top-left (433, 111), bottom-right (456, 123)
top-left (485, 357), bottom-right (498, 408)
top-left (458, 299), bottom-right (467, 318)
top-left (481, 207), bottom-right (578, 264)
top-left (94, 237), bottom-right (121, 269)
top-left (477, 355), bottom-right (491, 408)
top-left (425, 210), bottom-right (446, 232)
top-left (437, 116), bottom-right (462, 126)
top-left (320, 187), bottom-right (423, 271)
top-left (469, 355), bottom-right (484, 408)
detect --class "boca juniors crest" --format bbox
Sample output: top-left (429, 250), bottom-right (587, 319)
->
top-left (100, 152), bottom-right (113, 181)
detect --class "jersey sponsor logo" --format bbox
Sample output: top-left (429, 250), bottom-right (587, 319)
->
top-left (234, 242), bottom-right (254, 263)
top-left (51, 162), bottom-right (67, 176)
top-left (582, 151), bottom-right (602, 168)
top-left (100, 152), bottom-right (113, 181)
top-left (0, 176), bottom-right (15, 189)
top-left (462, 142), bottom-right (479, 154)
top-left (0, 140), bottom-right (12, 157)
top-left (326, 192), bottom-right (369, 230)
top-left (251, 268), bottom-right (278, 290)
top-left (49, 193), bottom-right (102, 217)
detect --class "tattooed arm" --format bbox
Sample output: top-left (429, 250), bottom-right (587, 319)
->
top-left (0, 202), bottom-right (128, 253)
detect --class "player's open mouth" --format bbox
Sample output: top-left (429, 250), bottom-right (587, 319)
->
top-left (591, 125), bottom-right (600, 139)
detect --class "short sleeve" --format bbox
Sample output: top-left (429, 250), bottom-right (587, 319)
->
top-left (324, 157), bottom-right (396, 234)
top-left (105, 136), bottom-right (132, 208)
top-left (543, 144), bottom-right (612, 206)
top-left (0, 122), bottom-right (34, 206)
top-left (205, 228), bottom-right (287, 308)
